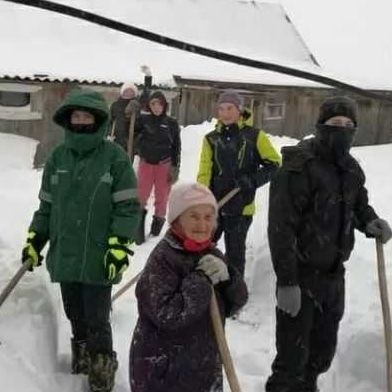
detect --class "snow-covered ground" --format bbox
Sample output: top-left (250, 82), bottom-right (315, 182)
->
top-left (0, 127), bottom-right (391, 392)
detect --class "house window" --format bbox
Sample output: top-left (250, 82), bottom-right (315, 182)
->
top-left (264, 102), bottom-right (285, 120)
top-left (0, 83), bottom-right (42, 120)
top-left (0, 91), bottom-right (31, 107)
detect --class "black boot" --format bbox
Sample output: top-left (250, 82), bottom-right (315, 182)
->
top-left (135, 209), bottom-right (147, 245)
top-left (88, 352), bottom-right (118, 392)
top-left (71, 339), bottom-right (90, 375)
top-left (150, 216), bottom-right (165, 236)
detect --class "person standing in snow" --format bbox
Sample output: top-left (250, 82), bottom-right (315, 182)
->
top-left (109, 66), bottom-right (153, 154)
top-left (134, 90), bottom-right (181, 244)
top-left (21, 89), bottom-right (140, 392)
top-left (197, 90), bottom-right (281, 278)
top-left (109, 82), bottom-right (140, 152)
top-left (129, 182), bottom-right (248, 392)
top-left (266, 96), bottom-right (392, 392)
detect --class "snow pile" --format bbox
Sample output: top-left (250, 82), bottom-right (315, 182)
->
top-left (0, 128), bottom-right (391, 391)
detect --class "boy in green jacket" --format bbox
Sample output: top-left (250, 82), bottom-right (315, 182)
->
top-left (21, 89), bottom-right (140, 392)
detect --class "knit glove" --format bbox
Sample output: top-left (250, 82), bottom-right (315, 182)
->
top-left (104, 236), bottom-right (133, 281)
top-left (21, 231), bottom-right (45, 271)
top-left (196, 254), bottom-right (229, 285)
top-left (366, 218), bottom-right (392, 244)
top-left (277, 285), bottom-right (301, 317)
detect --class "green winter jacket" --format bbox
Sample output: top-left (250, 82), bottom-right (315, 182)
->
top-left (29, 89), bottom-right (140, 285)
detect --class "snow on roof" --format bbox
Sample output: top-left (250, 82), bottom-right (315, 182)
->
top-left (0, 0), bottom-right (322, 87)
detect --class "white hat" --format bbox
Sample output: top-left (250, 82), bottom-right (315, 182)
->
top-left (167, 182), bottom-right (218, 224)
top-left (120, 82), bottom-right (138, 98)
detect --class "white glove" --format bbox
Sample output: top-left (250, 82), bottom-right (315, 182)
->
top-left (277, 285), bottom-right (301, 317)
top-left (140, 65), bottom-right (152, 76)
top-left (196, 254), bottom-right (229, 285)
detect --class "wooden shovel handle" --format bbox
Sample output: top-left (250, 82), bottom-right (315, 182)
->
top-left (0, 262), bottom-right (30, 308)
top-left (376, 239), bottom-right (392, 392)
top-left (210, 289), bottom-right (242, 392)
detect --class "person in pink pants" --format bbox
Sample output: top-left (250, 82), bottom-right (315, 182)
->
top-left (133, 91), bottom-right (181, 244)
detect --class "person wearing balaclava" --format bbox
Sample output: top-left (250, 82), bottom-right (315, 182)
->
top-left (265, 96), bottom-right (392, 392)
top-left (20, 89), bottom-right (140, 392)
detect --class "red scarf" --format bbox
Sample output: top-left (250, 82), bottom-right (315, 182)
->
top-left (170, 228), bottom-right (212, 253)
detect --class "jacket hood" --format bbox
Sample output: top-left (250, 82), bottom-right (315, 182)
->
top-left (53, 89), bottom-right (110, 153)
top-left (148, 90), bottom-right (168, 113)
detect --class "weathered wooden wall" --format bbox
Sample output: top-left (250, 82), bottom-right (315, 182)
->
top-left (173, 85), bottom-right (392, 146)
top-left (1, 79), bottom-right (391, 168)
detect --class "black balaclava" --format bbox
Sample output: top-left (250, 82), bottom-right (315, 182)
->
top-left (315, 96), bottom-right (358, 161)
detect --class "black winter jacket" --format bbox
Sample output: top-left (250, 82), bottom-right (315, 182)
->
top-left (129, 232), bottom-right (248, 392)
top-left (268, 138), bottom-right (378, 288)
top-left (134, 113), bottom-right (181, 166)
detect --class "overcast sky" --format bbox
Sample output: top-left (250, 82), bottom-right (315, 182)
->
top-left (268, 0), bottom-right (392, 87)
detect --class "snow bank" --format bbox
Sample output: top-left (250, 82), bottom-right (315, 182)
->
top-left (0, 130), bottom-right (391, 391)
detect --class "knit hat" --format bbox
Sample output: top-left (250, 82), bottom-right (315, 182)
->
top-left (317, 96), bottom-right (358, 126)
top-left (217, 89), bottom-right (244, 110)
top-left (167, 182), bottom-right (218, 224)
top-left (120, 82), bottom-right (138, 98)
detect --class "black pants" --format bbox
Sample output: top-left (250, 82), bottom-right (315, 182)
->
top-left (266, 276), bottom-right (345, 392)
top-left (60, 283), bottom-right (113, 355)
top-left (214, 214), bottom-right (252, 277)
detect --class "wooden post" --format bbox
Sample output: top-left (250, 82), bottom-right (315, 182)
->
top-left (376, 239), bottom-right (392, 392)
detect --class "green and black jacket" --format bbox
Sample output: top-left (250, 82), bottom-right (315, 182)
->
top-left (197, 109), bottom-right (281, 215)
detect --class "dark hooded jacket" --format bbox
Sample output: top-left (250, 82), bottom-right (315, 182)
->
top-left (129, 231), bottom-right (248, 392)
top-left (133, 91), bottom-right (181, 167)
top-left (268, 137), bottom-right (378, 292)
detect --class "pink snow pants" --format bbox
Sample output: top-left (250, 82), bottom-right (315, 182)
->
top-left (137, 159), bottom-right (171, 218)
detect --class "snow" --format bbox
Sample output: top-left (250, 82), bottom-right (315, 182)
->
top-left (0, 127), bottom-right (391, 392)
top-left (0, 0), bottom-right (322, 87)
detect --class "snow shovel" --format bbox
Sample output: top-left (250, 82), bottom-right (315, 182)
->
top-left (0, 262), bottom-right (31, 308)
top-left (376, 239), bottom-right (392, 392)
top-left (210, 289), bottom-right (242, 392)
top-left (111, 187), bottom-right (241, 303)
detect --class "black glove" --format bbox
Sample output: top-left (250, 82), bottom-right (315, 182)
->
top-left (237, 175), bottom-right (256, 194)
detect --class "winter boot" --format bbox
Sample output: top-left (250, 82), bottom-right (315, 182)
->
top-left (150, 216), bottom-right (165, 236)
top-left (88, 352), bottom-right (118, 392)
top-left (71, 339), bottom-right (90, 375)
top-left (135, 209), bottom-right (147, 245)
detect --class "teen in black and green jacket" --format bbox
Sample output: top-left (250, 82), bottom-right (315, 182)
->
top-left (197, 90), bottom-right (281, 277)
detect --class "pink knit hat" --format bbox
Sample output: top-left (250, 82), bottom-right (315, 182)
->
top-left (167, 182), bottom-right (218, 224)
